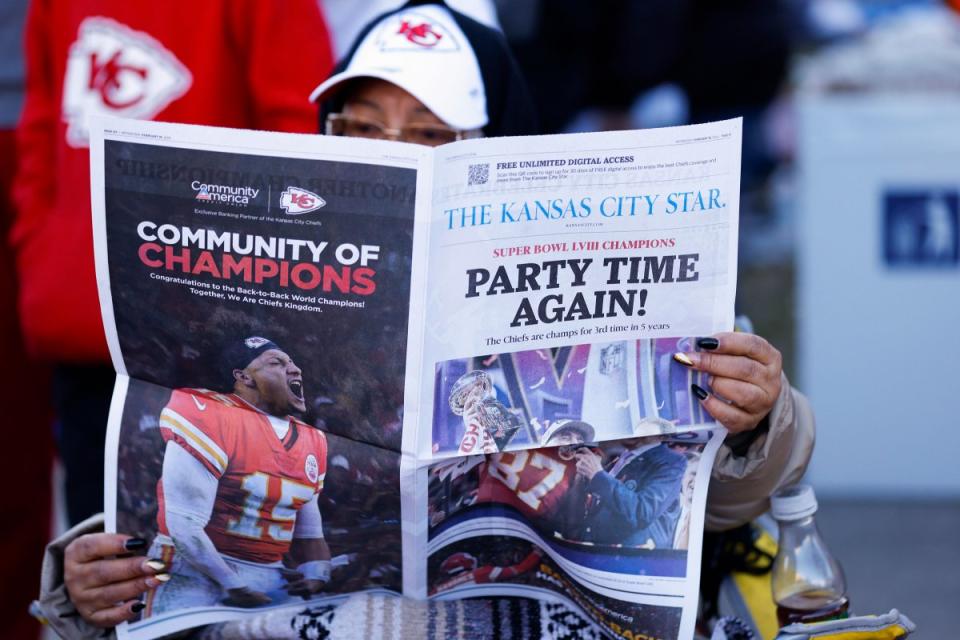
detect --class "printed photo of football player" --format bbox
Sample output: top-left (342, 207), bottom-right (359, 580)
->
top-left (474, 419), bottom-right (597, 539)
top-left (429, 541), bottom-right (543, 596)
top-left (427, 424), bottom-right (706, 558)
top-left (144, 336), bottom-right (332, 615)
top-left (426, 419), bottom-right (596, 536)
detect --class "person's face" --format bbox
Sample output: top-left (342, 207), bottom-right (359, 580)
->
top-left (550, 429), bottom-right (586, 447)
top-left (236, 349), bottom-right (306, 415)
top-left (338, 79), bottom-right (461, 146)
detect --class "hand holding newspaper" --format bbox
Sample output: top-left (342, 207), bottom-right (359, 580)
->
top-left (90, 115), bottom-right (741, 639)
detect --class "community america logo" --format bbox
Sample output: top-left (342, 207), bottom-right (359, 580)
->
top-left (61, 17), bottom-right (192, 147)
top-left (191, 181), bottom-right (259, 206)
top-left (280, 187), bottom-right (326, 215)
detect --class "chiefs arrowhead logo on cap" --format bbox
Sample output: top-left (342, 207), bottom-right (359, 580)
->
top-left (308, 4), bottom-right (486, 131)
top-left (377, 11), bottom-right (460, 52)
top-left (396, 19), bottom-right (443, 47)
top-left (244, 336), bottom-right (271, 349)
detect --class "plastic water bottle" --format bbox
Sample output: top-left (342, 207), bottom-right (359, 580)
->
top-left (770, 484), bottom-right (849, 626)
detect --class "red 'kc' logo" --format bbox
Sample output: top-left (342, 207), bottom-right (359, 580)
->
top-left (397, 20), bottom-right (443, 47)
top-left (88, 50), bottom-right (148, 109)
top-left (291, 193), bottom-right (314, 208)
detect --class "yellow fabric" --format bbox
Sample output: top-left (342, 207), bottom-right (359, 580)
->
top-left (804, 626), bottom-right (910, 639)
top-left (730, 529), bottom-right (780, 639)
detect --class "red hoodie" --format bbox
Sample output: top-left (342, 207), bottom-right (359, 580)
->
top-left (12, 0), bottom-right (333, 361)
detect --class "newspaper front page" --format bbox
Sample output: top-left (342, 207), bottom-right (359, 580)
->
top-left (90, 116), bottom-right (741, 640)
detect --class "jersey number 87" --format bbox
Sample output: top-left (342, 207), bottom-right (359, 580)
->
top-left (487, 451), bottom-right (566, 511)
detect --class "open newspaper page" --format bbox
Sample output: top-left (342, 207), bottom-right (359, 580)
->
top-left (92, 116), bottom-right (740, 640)
top-left (408, 121), bottom-right (741, 639)
top-left (91, 117), bottom-right (431, 639)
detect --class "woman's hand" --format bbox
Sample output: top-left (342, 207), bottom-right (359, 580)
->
top-left (674, 332), bottom-right (782, 434)
top-left (64, 533), bottom-right (169, 627)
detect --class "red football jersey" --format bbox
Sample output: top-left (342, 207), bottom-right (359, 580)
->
top-left (157, 388), bottom-right (327, 563)
top-left (476, 448), bottom-right (579, 520)
top-left (430, 550), bottom-right (542, 595)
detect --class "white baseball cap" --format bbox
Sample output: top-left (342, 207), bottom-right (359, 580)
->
top-left (542, 420), bottom-right (596, 445)
top-left (309, 4), bottom-right (488, 131)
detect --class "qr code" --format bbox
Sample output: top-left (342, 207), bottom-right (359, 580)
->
top-left (468, 163), bottom-right (489, 186)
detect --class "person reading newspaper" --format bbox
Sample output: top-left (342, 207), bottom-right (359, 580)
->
top-left (38, 2), bottom-right (814, 638)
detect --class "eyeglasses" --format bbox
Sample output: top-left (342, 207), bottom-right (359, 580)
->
top-left (325, 113), bottom-right (470, 146)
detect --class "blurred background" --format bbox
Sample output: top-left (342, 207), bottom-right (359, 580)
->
top-left (2, 0), bottom-right (958, 638)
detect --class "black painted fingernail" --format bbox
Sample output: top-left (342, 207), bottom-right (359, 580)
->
top-left (696, 337), bottom-right (719, 350)
top-left (691, 384), bottom-right (709, 401)
top-left (124, 538), bottom-right (147, 551)
top-left (131, 602), bottom-right (145, 613)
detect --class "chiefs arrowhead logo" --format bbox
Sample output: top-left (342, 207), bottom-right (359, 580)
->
top-left (396, 20), bottom-right (443, 47)
top-left (305, 454), bottom-right (320, 484)
top-left (62, 17), bottom-right (192, 147)
top-left (377, 11), bottom-right (460, 52)
top-left (244, 336), bottom-right (271, 349)
top-left (280, 187), bottom-right (326, 215)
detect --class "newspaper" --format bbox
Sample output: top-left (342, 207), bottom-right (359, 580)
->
top-left (90, 115), bottom-right (741, 640)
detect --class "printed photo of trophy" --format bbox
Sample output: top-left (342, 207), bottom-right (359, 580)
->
top-left (449, 370), bottom-right (521, 454)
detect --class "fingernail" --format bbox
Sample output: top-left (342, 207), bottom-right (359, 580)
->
top-left (131, 602), bottom-right (145, 613)
top-left (673, 352), bottom-right (695, 367)
top-left (691, 384), bottom-right (709, 401)
top-left (696, 337), bottom-right (719, 350)
top-left (124, 538), bottom-right (147, 551)
top-left (154, 573), bottom-right (172, 582)
top-left (145, 560), bottom-right (166, 572)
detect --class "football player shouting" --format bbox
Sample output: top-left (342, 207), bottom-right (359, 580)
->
top-left (145, 337), bottom-right (330, 615)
